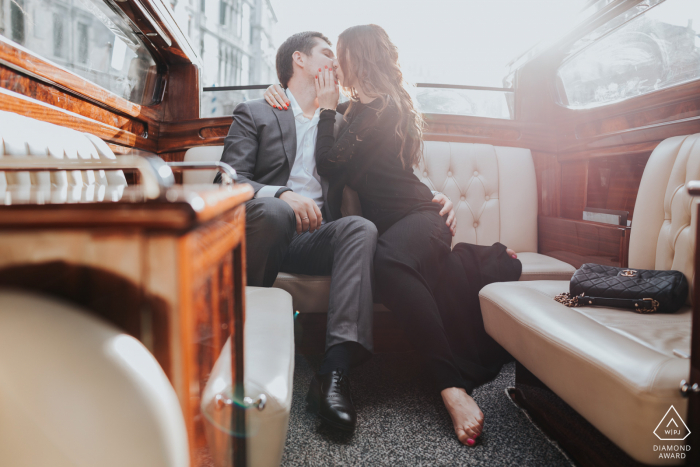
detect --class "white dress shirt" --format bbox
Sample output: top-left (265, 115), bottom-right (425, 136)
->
top-left (255, 89), bottom-right (324, 210)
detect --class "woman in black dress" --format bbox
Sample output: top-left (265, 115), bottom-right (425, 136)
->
top-left (269, 24), bottom-right (521, 446)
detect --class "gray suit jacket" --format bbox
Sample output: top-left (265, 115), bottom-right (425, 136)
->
top-left (219, 98), bottom-right (344, 222)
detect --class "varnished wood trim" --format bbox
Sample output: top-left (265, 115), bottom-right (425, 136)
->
top-left (538, 216), bottom-right (630, 268)
top-left (158, 117), bottom-right (232, 152)
top-left (0, 204), bottom-right (192, 229)
top-left (189, 207), bottom-right (245, 276)
top-left (558, 117), bottom-right (700, 156)
top-left (558, 141), bottom-right (657, 162)
top-left (575, 98), bottom-right (700, 139)
top-left (0, 185), bottom-right (252, 230)
top-left (0, 37), bottom-right (161, 121)
top-left (232, 239), bottom-right (247, 467)
top-left (0, 87), bottom-right (155, 151)
top-left (0, 65), bottom-right (148, 137)
top-left (177, 232), bottom-right (197, 466)
top-left (200, 126), bottom-right (230, 140)
top-left (193, 185), bottom-right (254, 223)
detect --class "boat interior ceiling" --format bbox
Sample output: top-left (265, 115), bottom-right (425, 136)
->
top-left (1, 0), bottom-right (700, 466)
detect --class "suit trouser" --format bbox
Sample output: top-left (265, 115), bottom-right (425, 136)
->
top-left (245, 197), bottom-right (376, 353)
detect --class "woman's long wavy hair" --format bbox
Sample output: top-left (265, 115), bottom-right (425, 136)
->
top-left (337, 24), bottom-right (424, 169)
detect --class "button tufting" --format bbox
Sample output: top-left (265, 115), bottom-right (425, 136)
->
top-left (473, 222), bottom-right (479, 228)
top-left (460, 196), bottom-right (465, 201)
top-left (447, 171), bottom-right (453, 177)
top-left (473, 171), bottom-right (479, 176)
top-left (423, 171), bottom-right (428, 176)
top-left (485, 195), bottom-right (490, 201)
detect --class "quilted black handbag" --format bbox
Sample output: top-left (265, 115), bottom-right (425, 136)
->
top-left (554, 263), bottom-right (689, 314)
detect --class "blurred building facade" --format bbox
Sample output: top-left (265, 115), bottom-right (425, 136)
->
top-left (168, 0), bottom-right (277, 87)
top-left (0, 0), bottom-right (276, 111)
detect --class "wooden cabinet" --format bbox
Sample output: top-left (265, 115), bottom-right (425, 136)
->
top-left (0, 184), bottom-right (253, 466)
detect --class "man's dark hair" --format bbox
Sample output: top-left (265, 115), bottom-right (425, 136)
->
top-left (276, 31), bottom-right (331, 88)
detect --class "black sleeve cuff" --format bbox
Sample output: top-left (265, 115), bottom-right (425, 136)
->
top-left (275, 187), bottom-right (293, 198)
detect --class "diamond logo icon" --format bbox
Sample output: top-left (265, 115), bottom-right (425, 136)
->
top-left (654, 406), bottom-right (690, 441)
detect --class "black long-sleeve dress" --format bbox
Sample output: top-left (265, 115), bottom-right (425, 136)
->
top-left (316, 98), bottom-right (520, 392)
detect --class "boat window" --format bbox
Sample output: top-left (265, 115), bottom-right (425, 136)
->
top-left (556, 0), bottom-right (700, 109)
top-left (201, 84), bottom-right (515, 119)
top-left (185, 0), bottom-right (591, 118)
top-left (412, 85), bottom-right (514, 119)
top-left (0, 0), bottom-right (159, 105)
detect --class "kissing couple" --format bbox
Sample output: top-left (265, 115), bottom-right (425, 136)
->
top-left (218, 25), bottom-right (521, 446)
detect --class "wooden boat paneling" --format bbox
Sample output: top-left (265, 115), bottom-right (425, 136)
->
top-left (424, 114), bottom-right (556, 152)
top-left (0, 185), bottom-right (252, 466)
top-left (0, 87), bottom-right (156, 151)
top-left (538, 216), bottom-right (630, 269)
top-left (0, 65), bottom-right (148, 137)
top-left (586, 154), bottom-right (649, 220)
top-left (158, 117), bottom-right (232, 153)
top-left (559, 160), bottom-right (588, 221)
top-left (0, 37), bottom-right (162, 121)
top-left (531, 151), bottom-right (561, 218)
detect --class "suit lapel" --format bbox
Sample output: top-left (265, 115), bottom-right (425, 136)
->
top-left (272, 107), bottom-right (297, 169)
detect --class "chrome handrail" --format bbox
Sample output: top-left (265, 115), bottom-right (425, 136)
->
top-left (0, 156), bottom-right (174, 199)
top-left (166, 161), bottom-right (238, 185)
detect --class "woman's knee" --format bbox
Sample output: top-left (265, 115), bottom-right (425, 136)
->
top-left (374, 244), bottom-right (400, 279)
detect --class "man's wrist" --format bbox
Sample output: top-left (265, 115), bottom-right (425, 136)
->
top-left (275, 187), bottom-right (293, 198)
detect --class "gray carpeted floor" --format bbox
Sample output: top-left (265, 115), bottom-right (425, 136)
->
top-left (281, 353), bottom-right (574, 467)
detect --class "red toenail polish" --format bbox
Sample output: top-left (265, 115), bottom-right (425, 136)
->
top-left (466, 438), bottom-right (475, 446)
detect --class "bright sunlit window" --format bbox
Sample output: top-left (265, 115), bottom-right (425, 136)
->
top-left (167, 0), bottom-right (597, 117)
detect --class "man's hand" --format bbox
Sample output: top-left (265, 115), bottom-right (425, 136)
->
top-left (432, 193), bottom-right (457, 236)
top-left (279, 191), bottom-right (323, 234)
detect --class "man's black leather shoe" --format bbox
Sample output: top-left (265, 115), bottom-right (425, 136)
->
top-left (306, 369), bottom-right (356, 431)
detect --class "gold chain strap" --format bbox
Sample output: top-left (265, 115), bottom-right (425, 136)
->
top-left (555, 292), bottom-right (660, 313)
top-left (554, 292), bottom-right (584, 307)
top-left (637, 298), bottom-right (660, 314)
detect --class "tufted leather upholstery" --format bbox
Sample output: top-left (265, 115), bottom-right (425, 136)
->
top-left (629, 134), bottom-right (698, 302)
top-left (186, 142), bottom-right (574, 313)
top-left (479, 133), bottom-right (700, 465)
top-left (415, 142), bottom-right (538, 252)
top-left (0, 290), bottom-right (189, 467)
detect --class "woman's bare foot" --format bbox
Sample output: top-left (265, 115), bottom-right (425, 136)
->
top-left (506, 247), bottom-right (517, 259)
top-left (441, 387), bottom-right (484, 446)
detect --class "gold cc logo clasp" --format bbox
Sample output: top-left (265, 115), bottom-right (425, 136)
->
top-left (620, 269), bottom-right (637, 277)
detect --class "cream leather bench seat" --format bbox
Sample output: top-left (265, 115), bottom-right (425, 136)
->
top-left (184, 142), bottom-right (575, 314)
top-left (0, 290), bottom-right (189, 467)
top-left (202, 287), bottom-right (294, 467)
top-left (479, 134), bottom-right (699, 465)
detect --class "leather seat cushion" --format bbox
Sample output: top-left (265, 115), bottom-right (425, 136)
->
top-left (273, 252), bottom-right (575, 314)
top-left (244, 287), bottom-right (295, 467)
top-left (202, 287), bottom-right (294, 467)
top-left (516, 252), bottom-right (575, 281)
top-left (479, 280), bottom-right (690, 465)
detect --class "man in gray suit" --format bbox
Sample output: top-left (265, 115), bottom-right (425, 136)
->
top-left (219, 31), bottom-right (455, 432)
